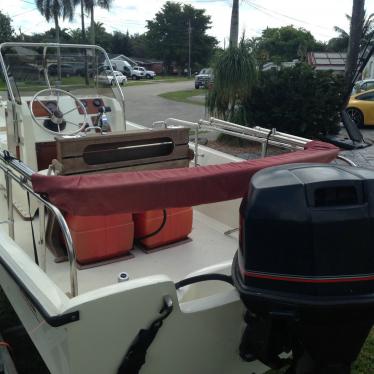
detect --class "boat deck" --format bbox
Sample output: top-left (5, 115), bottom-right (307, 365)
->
top-left (0, 200), bottom-right (238, 295)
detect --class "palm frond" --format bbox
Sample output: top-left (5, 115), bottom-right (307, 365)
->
top-left (333, 26), bottom-right (349, 38)
top-left (63, 0), bottom-right (76, 21)
top-left (97, 0), bottom-right (112, 10)
top-left (36, 0), bottom-right (76, 22)
top-left (206, 37), bottom-right (257, 125)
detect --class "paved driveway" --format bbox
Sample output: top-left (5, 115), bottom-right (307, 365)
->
top-left (123, 80), bottom-right (207, 127)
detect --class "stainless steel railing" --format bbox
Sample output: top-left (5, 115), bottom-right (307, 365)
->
top-left (156, 117), bottom-right (357, 167)
top-left (159, 117), bottom-right (308, 166)
top-left (0, 152), bottom-right (78, 296)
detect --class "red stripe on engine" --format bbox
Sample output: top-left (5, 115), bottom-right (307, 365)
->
top-left (243, 271), bottom-right (374, 284)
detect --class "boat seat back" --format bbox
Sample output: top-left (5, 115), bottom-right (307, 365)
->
top-left (55, 127), bottom-right (194, 175)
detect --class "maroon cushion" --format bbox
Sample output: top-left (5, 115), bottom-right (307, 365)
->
top-left (31, 141), bottom-right (339, 215)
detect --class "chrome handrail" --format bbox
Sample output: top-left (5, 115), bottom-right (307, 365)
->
top-left (0, 152), bottom-right (78, 296)
top-left (159, 117), bottom-right (307, 166)
top-left (158, 117), bottom-right (357, 168)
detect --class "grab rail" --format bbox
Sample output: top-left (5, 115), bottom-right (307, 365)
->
top-left (0, 152), bottom-right (78, 297)
top-left (159, 117), bottom-right (308, 166)
top-left (158, 117), bottom-right (357, 168)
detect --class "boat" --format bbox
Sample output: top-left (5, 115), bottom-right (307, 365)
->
top-left (0, 42), bottom-right (369, 374)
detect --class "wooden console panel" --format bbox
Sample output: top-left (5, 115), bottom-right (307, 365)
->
top-left (27, 100), bottom-right (56, 117)
top-left (78, 98), bottom-right (104, 115)
top-left (56, 128), bottom-right (193, 175)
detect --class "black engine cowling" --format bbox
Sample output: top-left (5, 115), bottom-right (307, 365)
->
top-left (232, 163), bottom-right (374, 373)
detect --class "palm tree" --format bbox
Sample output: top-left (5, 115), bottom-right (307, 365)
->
top-left (229, 0), bottom-right (239, 47)
top-left (36, 0), bottom-right (76, 79)
top-left (81, 0), bottom-right (112, 45)
top-left (36, 0), bottom-right (76, 45)
top-left (343, 0), bottom-right (366, 107)
top-left (80, 0), bottom-right (86, 42)
top-left (331, 11), bottom-right (373, 51)
top-left (206, 38), bottom-right (257, 126)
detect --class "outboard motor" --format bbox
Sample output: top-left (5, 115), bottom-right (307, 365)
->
top-left (232, 163), bottom-right (374, 374)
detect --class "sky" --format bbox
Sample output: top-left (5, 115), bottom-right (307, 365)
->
top-left (0, 0), bottom-right (373, 46)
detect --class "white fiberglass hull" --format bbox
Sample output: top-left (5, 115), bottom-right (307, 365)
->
top-left (0, 233), bottom-right (268, 374)
top-left (0, 121), bottom-right (268, 373)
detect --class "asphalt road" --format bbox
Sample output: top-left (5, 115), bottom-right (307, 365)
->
top-left (123, 80), bottom-right (207, 127)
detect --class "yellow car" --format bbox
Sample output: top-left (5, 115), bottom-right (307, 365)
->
top-left (347, 89), bottom-right (374, 127)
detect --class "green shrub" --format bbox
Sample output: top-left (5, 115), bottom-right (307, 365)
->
top-left (248, 63), bottom-right (344, 138)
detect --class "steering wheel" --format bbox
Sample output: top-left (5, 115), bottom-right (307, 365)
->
top-left (30, 88), bottom-right (88, 136)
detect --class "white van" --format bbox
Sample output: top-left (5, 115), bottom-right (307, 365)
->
top-left (105, 59), bottom-right (132, 76)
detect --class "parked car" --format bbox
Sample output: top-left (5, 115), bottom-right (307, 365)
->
top-left (130, 66), bottom-right (146, 80)
top-left (195, 68), bottom-right (213, 89)
top-left (347, 89), bottom-right (374, 127)
top-left (131, 66), bottom-right (156, 79)
top-left (96, 70), bottom-right (127, 86)
top-left (145, 69), bottom-right (156, 79)
top-left (352, 79), bottom-right (374, 94)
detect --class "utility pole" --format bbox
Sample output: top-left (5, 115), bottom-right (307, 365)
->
top-left (229, 0), bottom-right (239, 47)
top-left (188, 19), bottom-right (192, 77)
top-left (342, 0), bottom-right (365, 108)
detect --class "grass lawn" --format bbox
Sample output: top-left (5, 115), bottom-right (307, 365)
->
top-left (126, 76), bottom-right (193, 87)
top-left (159, 88), bottom-right (207, 105)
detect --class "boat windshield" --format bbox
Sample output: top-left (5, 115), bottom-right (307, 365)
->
top-left (0, 43), bottom-right (125, 109)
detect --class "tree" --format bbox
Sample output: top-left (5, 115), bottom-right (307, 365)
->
top-left (249, 64), bottom-right (344, 138)
top-left (328, 11), bottom-right (373, 52)
top-left (81, 0), bottom-right (112, 45)
top-left (68, 28), bottom-right (85, 44)
top-left (146, 1), bottom-right (217, 73)
top-left (36, 0), bottom-right (76, 79)
top-left (229, 0), bottom-right (239, 47)
top-left (130, 33), bottom-right (149, 57)
top-left (76, 0), bottom-right (85, 43)
top-left (86, 22), bottom-right (112, 49)
top-left (206, 39), bottom-right (257, 125)
top-left (35, 0), bottom-right (76, 44)
top-left (326, 37), bottom-right (349, 52)
top-left (16, 27), bottom-right (71, 43)
top-left (252, 26), bottom-right (323, 65)
top-left (0, 11), bottom-right (14, 44)
top-left (111, 31), bottom-right (133, 55)
top-left (343, 0), bottom-right (366, 107)
top-left (331, 23), bottom-right (350, 52)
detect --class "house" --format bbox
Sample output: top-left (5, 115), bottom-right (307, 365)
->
top-left (307, 52), bottom-right (346, 74)
top-left (262, 60), bottom-right (299, 71)
top-left (363, 56), bottom-right (374, 79)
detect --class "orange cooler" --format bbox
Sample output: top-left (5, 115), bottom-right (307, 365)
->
top-left (134, 207), bottom-right (193, 249)
top-left (65, 213), bottom-right (134, 264)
